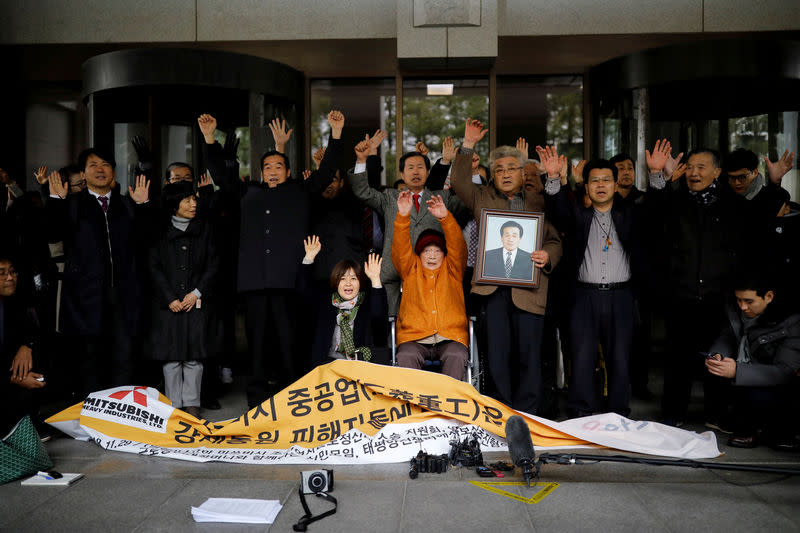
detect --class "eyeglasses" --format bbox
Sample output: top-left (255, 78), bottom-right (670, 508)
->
top-left (726, 172), bottom-right (752, 183)
top-left (494, 166), bottom-right (522, 176)
top-left (0, 269), bottom-right (18, 278)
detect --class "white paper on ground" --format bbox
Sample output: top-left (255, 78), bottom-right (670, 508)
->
top-left (190, 498), bottom-right (282, 524)
top-left (21, 473), bottom-right (84, 486)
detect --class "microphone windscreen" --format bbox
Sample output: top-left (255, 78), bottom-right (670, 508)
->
top-left (505, 415), bottom-right (535, 466)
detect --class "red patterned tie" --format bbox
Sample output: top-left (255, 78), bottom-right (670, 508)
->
top-left (413, 193), bottom-right (420, 213)
top-left (98, 196), bottom-right (109, 213)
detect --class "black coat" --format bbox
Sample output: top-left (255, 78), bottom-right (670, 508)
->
top-left (648, 181), bottom-right (752, 303)
top-left (147, 219), bottom-right (220, 361)
top-left (46, 187), bottom-right (152, 336)
top-left (309, 189), bottom-right (367, 285)
top-left (205, 136), bottom-right (341, 292)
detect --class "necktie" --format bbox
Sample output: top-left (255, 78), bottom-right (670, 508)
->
top-left (98, 196), bottom-right (109, 213)
top-left (413, 194), bottom-right (420, 213)
top-left (505, 251), bottom-right (512, 278)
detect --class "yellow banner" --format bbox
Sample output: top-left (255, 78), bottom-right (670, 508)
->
top-left (48, 360), bottom-right (587, 451)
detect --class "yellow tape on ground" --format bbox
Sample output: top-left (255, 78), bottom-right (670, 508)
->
top-left (469, 481), bottom-right (559, 504)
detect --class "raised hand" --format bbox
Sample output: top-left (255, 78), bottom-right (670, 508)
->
top-left (364, 253), bottom-right (383, 287)
top-left (303, 235), bottom-right (322, 263)
top-left (131, 136), bottom-right (152, 168)
top-left (328, 110), bottom-right (345, 139)
top-left (645, 138), bottom-right (671, 172)
top-left (223, 131), bottom-right (240, 166)
top-left (197, 114), bottom-right (217, 144)
top-left (397, 189), bottom-right (413, 217)
top-left (313, 147), bottom-right (326, 169)
top-left (368, 130), bottom-right (387, 155)
top-left (268, 118), bottom-right (293, 153)
top-left (415, 141), bottom-right (429, 157)
top-left (516, 137), bottom-right (529, 160)
top-left (441, 137), bottom-right (457, 164)
top-left (34, 165), bottom-right (48, 185)
top-left (48, 171), bottom-right (67, 199)
top-left (198, 173), bottom-right (212, 188)
top-left (354, 138), bottom-right (370, 164)
top-left (463, 118), bottom-right (488, 149)
top-left (670, 162), bottom-right (687, 182)
top-left (664, 150), bottom-right (684, 179)
top-left (537, 146), bottom-right (565, 178)
top-left (571, 159), bottom-right (587, 184)
top-left (168, 300), bottom-right (182, 313)
top-left (426, 194), bottom-right (448, 219)
top-left (180, 292), bottom-right (198, 312)
top-left (302, 169), bottom-right (312, 180)
top-left (128, 174), bottom-right (150, 204)
top-left (765, 149), bottom-right (795, 184)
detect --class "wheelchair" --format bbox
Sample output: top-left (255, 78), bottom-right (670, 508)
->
top-left (388, 315), bottom-right (483, 392)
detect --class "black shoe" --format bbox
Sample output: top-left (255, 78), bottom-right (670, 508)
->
top-left (728, 433), bottom-right (760, 448)
top-left (705, 420), bottom-right (733, 434)
top-left (201, 398), bottom-right (221, 410)
top-left (768, 435), bottom-right (800, 452)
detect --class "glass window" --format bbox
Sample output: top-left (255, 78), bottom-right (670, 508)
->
top-left (402, 78), bottom-right (489, 183)
top-left (311, 79), bottom-right (395, 185)
top-left (114, 122), bottom-right (148, 191)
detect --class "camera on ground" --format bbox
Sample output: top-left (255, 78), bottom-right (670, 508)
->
top-left (300, 469), bottom-right (334, 494)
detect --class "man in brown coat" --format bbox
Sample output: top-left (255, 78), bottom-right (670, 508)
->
top-left (450, 119), bottom-right (562, 414)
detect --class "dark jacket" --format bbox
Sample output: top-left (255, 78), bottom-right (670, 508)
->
top-left (647, 180), bottom-right (752, 303)
top-left (710, 304), bottom-right (800, 387)
top-left (205, 136), bottom-right (341, 292)
top-left (301, 266), bottom-right (388, 368)
top-left (147, 219), bottom-right (220, 361)
top-left (45, 186), bottom-right (151, 336)
top-left (309, 188), bottom-right (367, 285)
top-left (545, 185), bottom-right (646, 294)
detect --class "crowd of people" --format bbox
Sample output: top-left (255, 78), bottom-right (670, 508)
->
top-left (1, 110), bottom-right (798, 452)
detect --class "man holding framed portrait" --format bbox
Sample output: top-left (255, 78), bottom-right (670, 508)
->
top-left (449, 118), bottom-right (562, 416)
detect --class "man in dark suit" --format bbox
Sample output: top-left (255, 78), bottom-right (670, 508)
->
top-left (46, 148), bottom-right (152, 396)
top-left (482, 220), bottom-right (533, 280)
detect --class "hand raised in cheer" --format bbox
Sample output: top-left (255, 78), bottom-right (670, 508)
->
top-left (364, 253), bottom-right (383, 287)
top-left (368, 130), bottom-right (387, 155)
top-left (463, 118), bottom-right (488, 149)
top-left (327, 110), bottom-right (345, 139)
top-left (664, 150), bottom-right (684, 180)
top-left (426, 194), bottom-right (448, 219)
top-left (645, 138), bottom-right (672, 173)
top-left (198, 173), bottom-right (212, 188)
top-left (765, 149), bottom-right (795, 184)
top-left (312, 147), bottom-right (326, 169)
top-left (268, 118), bottom-right (293, 153)
top-left (571, 159), bottom-right (587, 184)
top-left (128, 174), bottom-right (150, 204)
top-left (48, 171), bottom-right (67, 199)
top-left (536, 145), bottom-right (565, 178)
top-left (34, 165), bottom-right (48, 185)
top-left (303, 235), bottom-right (322, 263)
top-left (354, 138), bottom-right (370, 164)
top-left (516, 137), bottom-right (529, 160)
top-left (415, 141), bottom-right (429, 157)
top-left (396, 189), bottom-right (414, 217)
top-left (441, 137), bottom-right (458, 165)
top-left (197, 114), bottom-right (217, 144)
top-left (302, 169), bottom-right (312, 180)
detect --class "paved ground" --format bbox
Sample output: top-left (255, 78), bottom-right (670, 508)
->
top-left (2, 376), bottom-right (799, 533)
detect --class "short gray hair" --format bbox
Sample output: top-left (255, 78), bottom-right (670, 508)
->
top-left (488, 146), bottom-right (525, 177)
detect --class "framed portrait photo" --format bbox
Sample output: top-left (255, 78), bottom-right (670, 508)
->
top-left (474, 209), bottom-right (545, 288)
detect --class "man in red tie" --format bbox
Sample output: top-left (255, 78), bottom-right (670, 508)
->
top-left (46, 148), bottom-right (151, 396)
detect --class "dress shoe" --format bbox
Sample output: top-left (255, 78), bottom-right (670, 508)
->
top-left (769, 435), bottom-right (800, 452)
top-left (727, 433), bottom-right (760, 448)
top-left (184, 406), bottom-right (202, 419)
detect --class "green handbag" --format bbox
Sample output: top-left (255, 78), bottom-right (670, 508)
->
top-left (0, 415), bottom-right (53, 484)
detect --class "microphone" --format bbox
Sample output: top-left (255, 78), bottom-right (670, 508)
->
top-left (505, 415), bottom-right (536, 486)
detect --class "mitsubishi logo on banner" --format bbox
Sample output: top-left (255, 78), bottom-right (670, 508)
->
top-left (81, 385), bottom-right (173, 433)
top-left (109, 386), bottom-right (149, 407)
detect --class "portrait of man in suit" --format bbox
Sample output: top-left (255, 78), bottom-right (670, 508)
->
top-left (483, 220), bottom-right (534, 280)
